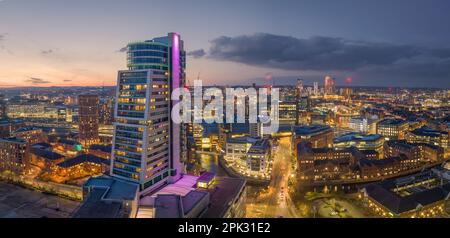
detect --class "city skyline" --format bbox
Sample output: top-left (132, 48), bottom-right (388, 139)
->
top-left (0, 27), bottom-right (448, 220)
top-left (1, 0), bottom-right (450, 88)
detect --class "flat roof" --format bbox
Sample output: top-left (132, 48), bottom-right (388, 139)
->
top-left (57, 154), bottom-right (109, 168)
top-left (139, 175), bottom-right (245, 218)
top-left (363, 170), bottom-right (450, 215)
top-left (200, 176), bottom-right (246, 218)
top-left (334, 133), bottom-right (382, 143)
top-left (293, 124), bottom-right (332, 136)
top-left (30, 147), bottom-right (65, 161)
top-left (58, 139), bottom-right (81, 146)
top-left (89, 144), bottom-right (112, 153)
top-left (14, 126), bottom-right (41, 133)
top-left (154, 190), bottom-right (209, 218)
top-left (154, 194), bottom-right (183, 218)
top-left (140, 175), bottom-right (198, 206)
top-left (378, 118), bottom-right (407, 126)
top-left (72, 187), bottom-right (124, 218)
top-left (198, 172), bottom-right (216, 184)
top-left (0, 137), bottom-right (26, 144)
top-left (227, 136), bottom-right (259, 144)
top-left (410, 126), bottom-right (446, 137)
top-left (84, 177), bottom-right (138, 201)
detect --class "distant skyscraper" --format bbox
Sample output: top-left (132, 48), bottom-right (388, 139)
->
top-left (78, 94), bottom-right (100, 147)
top-left (324, 76), bottom-right (335, 94)
top-left (99, 98), bottom-right (114, 125)
top-left (313, 82), bottom-right (319, 95)
top-left (296, 78), bottom-right (304, 96)
top-left (0, 94), bottom-right (7, 119)
top-left (111, 33), bottom-right (186, 193)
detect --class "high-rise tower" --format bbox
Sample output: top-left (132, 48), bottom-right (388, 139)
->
top-left (324, 76), bottom-right (335, 94)
top-left (78, 94), bottom-right (100, 147)
top-left (111, 33), bottom-right (186, 193)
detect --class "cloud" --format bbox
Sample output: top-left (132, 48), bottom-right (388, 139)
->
top-left (187, 49), bottom-right (206, 58)
top-left (63, 79), bottom-right (72, 82)
top-left (206, 33), bottom-right (429, 71)
top-left (41, 49), bottom-right (54, 55)
top-left (200, 33), bottom-right (450, 87)
top-left (25, 77), bottom-right (52, 84)
top-left (117, 46), bottom-right (127, 53)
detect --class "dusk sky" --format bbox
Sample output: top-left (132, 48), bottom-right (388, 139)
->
top-left (1, 0), bottom-right (450, 88)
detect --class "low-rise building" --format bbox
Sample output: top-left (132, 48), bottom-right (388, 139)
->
top-left (0, 137), bottom-right (29, 174)
top-left (138, 173), bottom-right (247, 218)
top-left (72, 177), bottom-right (140, 218)
top-left (385, 140), bottom-right (444, 163)
top-left (292, 125), bottom-right (334, 156)
top-left (406, 126), bottom-right (449, 151)
top-left (55, 139), bottom-right (83, 155)
top-left (88, 144), bottom-right (112, 159)
top-left (360, 169), bottom-right (450, 218)
top-left (297, 142), bottom-right (425, 182)
top-left (53, 154), bottom-right (110, 180)
top-left (334, 133), bottom-right (384, 158)
top-left (0, 119), bottom-right (25, 138)
top-left (348, 117), bottom-right (378, 134)
top-left (377, 118), bottom-right (409, 140)
top-left (12, 127), bottom-right (47, 145)
top-left (225, 137), bottom-right (272, 179)
top-left (74, 173), bottom-right (247, 218)
top-left (30, 146), bottom-right (65, 171)
top-left (246, 138), bottom-right (271, 178)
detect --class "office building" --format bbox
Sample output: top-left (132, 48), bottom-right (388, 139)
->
top-left (292, 125), bottom-right (334, 154)
top-left (360, 169), bottom-right (450, 218)
top-left (0, 137), bottom-right (29, 174)
top-left (78, 94), bottom-right (100, 147)
top-left (349, 117), bottom-right (377, 134)
top-left (111, 33), bottom-right (186, 193)
top-left (334, 133), bottom-right (384, 157)
top-left (12, 127), bottom-right (47, 145)
top-left (406, 126), bottom-right (449, 150)
top-left (377, 118), bottom-right (409, 140)
top-left (0, 119), bottom-right (25, 138)
top-left (324, 76), bottom-right (335, 94)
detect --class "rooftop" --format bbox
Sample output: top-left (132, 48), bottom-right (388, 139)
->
top-left (13, 126), bottom-right (42, 133)
top-left (409, 126), bottom-right (447, 137)
top-left (334, 133), bottom-right (382, 143)
top-left (58, 139), bottom-right (81, 146)
top-left (0, 137), bottom-right (27, 144)
top-left (226, 136), bottom-right (260, 144)
top-left (363, 170), bottom-right (450, 215)
top-left (139, 174), bottom-right (246, 218)
top-left (154, 190), bottom-right (209, 218)
top-left (84, 176), bottom-right (139, 201)
top-left (293, 124), bottom-right (332, 136)
top-left (378, 118), bottom-right (407, 126)
top-left (89, 144), bottom-right (112, 153)
top-left (30, 147), bottom-right (65, 161)
top-left (57, 154), bottom-right (109, 168)
top-left (72, 187), bottom-right (124, 218)
top-left (199, 176), bottom-right (246, 218)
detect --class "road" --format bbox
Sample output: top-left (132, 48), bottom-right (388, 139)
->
top-left (246, 137), bottom-right (300, 218)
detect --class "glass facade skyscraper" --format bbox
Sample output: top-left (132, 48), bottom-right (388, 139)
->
top-left (111, 33), bottom-right (186, 193)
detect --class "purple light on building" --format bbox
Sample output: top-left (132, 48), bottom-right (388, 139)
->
top-left (170, 32), bottom-right (182, 181)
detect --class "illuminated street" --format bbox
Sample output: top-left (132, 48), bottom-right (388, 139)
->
top-left (247, 137), bottom-right (300, 218)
